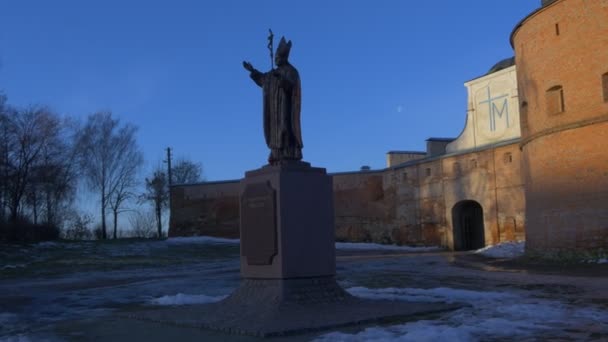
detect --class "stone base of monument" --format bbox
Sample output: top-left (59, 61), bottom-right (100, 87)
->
top-left (128, 277), bottom-right (462, 337)
top-left (127, 162), bottom-right (462, 337)
top-left (238, 161), bottom-right (336, 279)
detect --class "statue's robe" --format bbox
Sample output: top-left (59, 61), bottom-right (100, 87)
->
top-left (250, 63), bottom-right (303, 164)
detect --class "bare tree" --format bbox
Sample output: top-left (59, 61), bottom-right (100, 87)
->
top-left (129, 210), bottom-right (157, 238)
top-left (0, 93), bottom-right (77, 233)
top-left (0, 93), bottom-right (10, 222)
top-left (3, 106), bottom-right (63, 222)
top-left (36, 117), bottom-right (79, 226)
top-left (25, 175), bottom-right (42, 224)
top-left (108, 147), bottom-right (143, 239)
top-left (77, 112), bottom-right (142, 240)
top-left (171, 158), bottom-right (204, 184)
top-left (62, 210), bottom-right (94, 240)
top-left (141, 169), bottom-right (168, 238)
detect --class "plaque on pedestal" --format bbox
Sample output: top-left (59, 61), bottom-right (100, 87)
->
top-left (240, 182), bottom-right (277, 266)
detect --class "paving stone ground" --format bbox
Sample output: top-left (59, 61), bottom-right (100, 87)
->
top-left (52, 252), bottom-right (608, 341)
top-left (3, 245), bottom-right (608, 341)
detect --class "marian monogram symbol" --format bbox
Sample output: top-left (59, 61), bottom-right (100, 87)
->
top-left (479, 87), bottom-right (509, 132)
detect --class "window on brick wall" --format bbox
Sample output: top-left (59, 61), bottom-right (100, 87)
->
top-left (603, 73), bottom-right (608, 102)
top-left (546, 85), bottom-right (565, 115)
top-left (470, 159), bottom-right (478, 169)
top-left (504, 152), bottom-right (513, 164)
top-left (402, 172), bottom-right (408, 181)
top-left (425, 168), bottom-right (431, 177)
top-left (520, 101), bottom-right (529, 132)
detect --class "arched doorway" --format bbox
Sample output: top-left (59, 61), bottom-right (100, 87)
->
top-left (452, 200), bottom-right (485, 251)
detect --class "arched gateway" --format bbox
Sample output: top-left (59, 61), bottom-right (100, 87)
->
top-left (452, 200), bottom-right (485, 251)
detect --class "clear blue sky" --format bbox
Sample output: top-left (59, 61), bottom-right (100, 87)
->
top-left (0, 0), bottom-right (538, 181)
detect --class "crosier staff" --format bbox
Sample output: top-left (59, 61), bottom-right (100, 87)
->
top-left (268, 29), bottom-right (274, 70)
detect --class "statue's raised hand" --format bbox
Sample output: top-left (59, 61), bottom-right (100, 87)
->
top-left (243, 61), bottom-right (254, 72)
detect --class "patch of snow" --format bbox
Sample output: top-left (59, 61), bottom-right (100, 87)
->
top-left (595, 258), bottom-right (608, 264)
top-left (317, 321), bottom-right (475, 342)
top-left (33, 241), bottom-right (60, 248)
top-left (149, 293), bottom-right (227, 306)
top-left (1, 264), bottom-right (26, 270)
top-left (335, 242), bottom-right (440, 252)
top-left (475, 241), bottom-right (525, 258)
top-left (165, 236), bottom-right (240, 245)
top-left (317, 286), bottom-right (608, 341)
top-left (0, 312), bottom-right (18, 324)
top-left (0, 313), bottom-right (29, 341)
top-left (0, 335), bottom-right (33, 342)
top-left (347, 286), bottom-right (518, 305)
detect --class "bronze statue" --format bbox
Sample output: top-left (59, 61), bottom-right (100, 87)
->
top-left (243, 34), bottom-right (303, 165)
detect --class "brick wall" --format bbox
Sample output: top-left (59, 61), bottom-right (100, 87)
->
top-left (169, 142), bottom-right (525, 249)
top-left (334, 141), bottom-right (525, 249)
top-left (332, 171), bottom-right (392, 243)
top-left (386, 152), bottom-right (426, 168)
top-left (513, 0), bottom-right (608, 254)
top-left (169, 181), bottom-right (240, 238)
top-left (441, 144), bottom-right (525, 249)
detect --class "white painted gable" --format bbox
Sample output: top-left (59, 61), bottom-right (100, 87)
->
top-left (446, 66), bottom-right (520, 153)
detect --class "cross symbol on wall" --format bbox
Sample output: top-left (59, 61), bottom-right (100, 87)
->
top-left (478, 87), bottom-right (509, 132)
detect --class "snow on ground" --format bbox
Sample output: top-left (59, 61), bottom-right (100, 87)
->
top-left (31, 236), bottom-right (241, 249)
top-left (30, 237), bottom-right (442, 252)
top-left (0, 313), bottom-right (30, 342)
top-left (149, 293), bottom-right (227, 306)
top-left (0, 334), bottom-right (33, 342)
top-left (33, 241), bottom-right (61, 248)
top-left (588, 257), bottom-right (608, 264)
top-left (315, 286), bottom-right (608, 341)
top-left (165, 236), bottom-right (240, 244)
top-left (336, 242), bottom-right (441, 252)
top-left (1, 264), bottom-right (26, 270)
top-left (475, 241), bottom-right (525, 259)
top-left (4, 237), bottom-right (608, 340)
top-left (0, 313), bottom-right (18, 326)
top-left (165, 237), bottom-right (446, 252)
top-left (346, 287), bottom-right (518, 303)
top-left (167, 237), bottom-right (441, 252)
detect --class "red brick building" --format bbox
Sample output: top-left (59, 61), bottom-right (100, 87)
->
top-left (512, 0), bottom-right (608, 255)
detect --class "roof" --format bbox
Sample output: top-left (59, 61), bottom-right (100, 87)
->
top-left (426, 137), bottom-right (455, 142)
top-left (170, 179), bottom-right (240, 187)
top-left (386, 150), bottom-right (426, 155)
top-left (486, 57), bottom-right (515, 75)
top-left (542, 0), bottom-right (558, 6)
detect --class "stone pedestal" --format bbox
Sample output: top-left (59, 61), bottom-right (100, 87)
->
top-left (128, 161), bottom-right (463, 337)
top-left (239, 161), bottom-right (335, 279)
top-left (128, 277), bottom-right (462, 337)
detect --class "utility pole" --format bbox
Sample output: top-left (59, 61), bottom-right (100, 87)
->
top-left (165, 147), bottom-right (173, 234)
top-left (166, 147), bottom-right (173, 188)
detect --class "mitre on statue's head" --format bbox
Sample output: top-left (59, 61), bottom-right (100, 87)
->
top-left (276, 37), bottom-right (292, 59)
